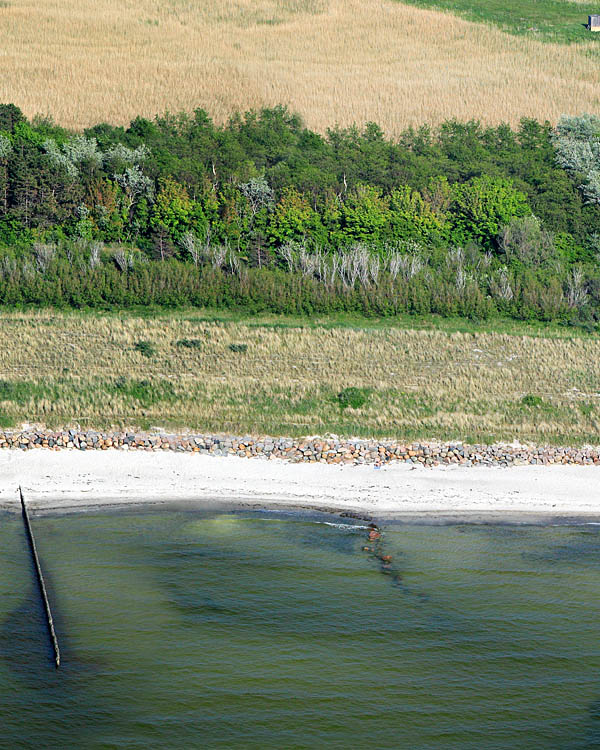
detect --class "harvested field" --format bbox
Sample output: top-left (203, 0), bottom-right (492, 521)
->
top-left (1, 0), bottom-right (600, 134)
top-left (1, 311), bottom-right (599, 445)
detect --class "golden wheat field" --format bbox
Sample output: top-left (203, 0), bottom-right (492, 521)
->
top-left (0, 311), bottom-right (599, 444)
top-left (1, 0), bottom-right (600, 134)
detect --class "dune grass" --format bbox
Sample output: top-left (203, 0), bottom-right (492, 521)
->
top-left (1, 0), bottom-right (600, 135)
top-left (0, 310), bottom-right (599, 445)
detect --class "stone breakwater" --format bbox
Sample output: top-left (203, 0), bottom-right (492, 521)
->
top-left (0, 430), bottom-right (599, 467)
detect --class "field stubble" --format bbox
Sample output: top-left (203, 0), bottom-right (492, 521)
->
top-left (1, 312), bottom-right (599, 445)
top-left (2, 0), bottom-right (600, 133)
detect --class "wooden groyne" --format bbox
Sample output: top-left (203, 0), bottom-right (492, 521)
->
top-left (19, 487), bottom-right (61, 668)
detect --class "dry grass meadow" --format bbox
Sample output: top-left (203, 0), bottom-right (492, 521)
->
top-left (2, 0), bottom-right (600, 134)
top-left (1, 311), bottom-right (599, 445)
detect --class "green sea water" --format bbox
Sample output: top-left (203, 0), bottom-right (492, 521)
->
top-left (1, 509), bottom-right (600, 749)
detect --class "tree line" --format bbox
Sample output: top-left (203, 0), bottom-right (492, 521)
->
top-left (0, 102), bottom-right (599, 325)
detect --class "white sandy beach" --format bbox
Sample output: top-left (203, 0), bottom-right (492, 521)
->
top-left (0, 449), bottom-right (599, 520)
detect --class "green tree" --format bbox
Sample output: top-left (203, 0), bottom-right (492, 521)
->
top-left (387, 184), bottom-right (449, 244)
top-left (268, 188), bottom-right (325, 245)
top-left (0, 104), bottom-right (25, 133)
top-left (451, 175), bottom-right (530, 249)
top-left (336, 185), bottom-right (390, 245)
top-left (150, 178), bottom-right (193, 241)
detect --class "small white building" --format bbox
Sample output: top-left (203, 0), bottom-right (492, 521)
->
top-left (588, 14), bottom-right (600, 30)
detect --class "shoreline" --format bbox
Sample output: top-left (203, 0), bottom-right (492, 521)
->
top-left (1, 449), bottom-right (599, 523)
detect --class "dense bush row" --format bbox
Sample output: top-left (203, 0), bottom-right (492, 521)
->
top-left (1, 103), bottom-right (600, 324)
top-left (0, 247), bottom-right (594, 326)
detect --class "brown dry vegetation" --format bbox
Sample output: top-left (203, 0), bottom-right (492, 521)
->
top-left (1, 311), bottom-right (599, 444)
top-left (1, 0), bottom-right (600, 134)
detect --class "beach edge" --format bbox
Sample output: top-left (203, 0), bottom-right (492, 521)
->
top-left (0, 449), bottom-right (598, 521)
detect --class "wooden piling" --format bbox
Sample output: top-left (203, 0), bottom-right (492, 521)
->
top-left (19, 487), bottom-right (61, 668)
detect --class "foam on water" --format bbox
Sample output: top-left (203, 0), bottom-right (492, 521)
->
top-left (318, 521), bottom-right (370, 530)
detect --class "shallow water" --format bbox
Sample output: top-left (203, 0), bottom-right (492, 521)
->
top-left (1, 510), bottom-right (600, 749)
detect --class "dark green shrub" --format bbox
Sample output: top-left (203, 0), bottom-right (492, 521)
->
top-left (229, 343), bottom-right (248, 353)
top-left (337, 386), bottom-right (371, 410)
top-left (134, 340), bottom-right (156, 358)
top-left (175, 338), bottom-right (203, 349)
top-left (521, 394), bottom-right (544, 407)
